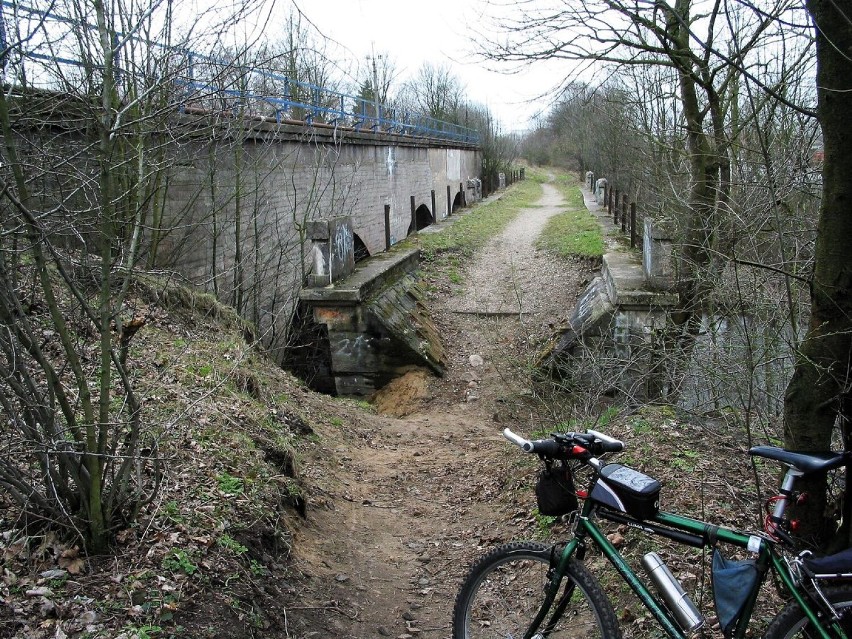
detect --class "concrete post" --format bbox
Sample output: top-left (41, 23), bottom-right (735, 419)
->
top-left (643, 217), bottom-right (675, 290)
top-left (447, 185), bottom-right (452, 217)
top-left (307, 217), bottom-right (355, 287)
top-left (460, 182), bottom-right (465, 207)
top-left (595, 178), bottom-right (608, 205)
top-left (431, 190), bottom-right (436, 220)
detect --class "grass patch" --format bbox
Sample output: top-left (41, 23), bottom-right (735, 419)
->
top-left (217, 472), bottom-right (244, 495)
top-left (410, 169), bottom-right (546, 262)
top-left (537, 209), bottom-right (604, 260)
top-left (162, 549), bottom-right (198, 576)
top-left (553, 174), bottom-right (587, 209)
top-left (407, 167), bottom-right (547, 290)
top-left (529, 172), bottom-right (604, 260)
top-left (533, 510), bottom-right (558, 539)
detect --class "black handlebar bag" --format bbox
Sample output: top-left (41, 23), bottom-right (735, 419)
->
top-left (535, 463), bottom-right (578, 516)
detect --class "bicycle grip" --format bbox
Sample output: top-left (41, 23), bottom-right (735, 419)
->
top-left (503, 428), bottom-right (534, 452)
top-left (503, 428), bottom-right (564, 457)
top-left (587, 429), bottom-right (624, 453)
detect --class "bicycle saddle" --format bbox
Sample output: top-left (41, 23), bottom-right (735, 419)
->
top-left (749, 446), bottom-right (849, 475)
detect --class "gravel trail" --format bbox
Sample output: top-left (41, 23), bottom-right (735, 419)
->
top-left (287, 176), bottom-right (597, 639)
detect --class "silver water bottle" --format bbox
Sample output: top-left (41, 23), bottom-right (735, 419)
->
top-left (642, 552), bottom-right (704, 632)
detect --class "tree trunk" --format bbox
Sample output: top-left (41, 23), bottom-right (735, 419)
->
top-left (666, 0), bottom-right (723, 314)
top-left (783, 0), bottom-right (852, 548)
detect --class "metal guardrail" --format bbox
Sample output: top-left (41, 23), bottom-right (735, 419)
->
top-left (0, 1), bottom-right (479, 145)
top-left (176, 75), bottom-right (479, 144)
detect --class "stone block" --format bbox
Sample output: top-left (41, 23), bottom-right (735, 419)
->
top-left (595, 178), bottom-right (607, 205)
top-left (642, 218), bottom-right (675, 290)
top-left (335, 374), bottom-right (376, 396)
top-left (309, 217), bottom-right (355, 286)
top-left (312, 306), bottom-right (362, 332)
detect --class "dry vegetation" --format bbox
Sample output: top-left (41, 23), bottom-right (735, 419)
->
top-left (0, 175), bottom-right (819, 639)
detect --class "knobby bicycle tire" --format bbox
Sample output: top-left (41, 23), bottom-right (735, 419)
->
top-left (452, 540), bottom-right (622, 639)
top-left (764, 585), bottom-right (852, 638)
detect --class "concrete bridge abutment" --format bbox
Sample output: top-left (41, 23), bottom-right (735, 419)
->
top-left (298, 242), bottom-right (445, 397)
top-left (537, 187), bottom-right (680, 402)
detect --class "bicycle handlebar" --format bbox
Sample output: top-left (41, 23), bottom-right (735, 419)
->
top-left (502, 427), bottom-right (624, 459)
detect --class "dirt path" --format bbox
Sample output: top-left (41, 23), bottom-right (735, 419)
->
top-left (286, 178), bottom-right (597, 638)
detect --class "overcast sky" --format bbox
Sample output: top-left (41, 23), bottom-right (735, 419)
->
top-left (289, 0), bottom-right (567, 132)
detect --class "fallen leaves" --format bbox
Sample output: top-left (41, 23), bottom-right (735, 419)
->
top-left (57, 548), bottom-right (85, 576)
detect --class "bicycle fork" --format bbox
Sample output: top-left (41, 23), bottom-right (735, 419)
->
top-left (522, 538), bottom-right (581, 639)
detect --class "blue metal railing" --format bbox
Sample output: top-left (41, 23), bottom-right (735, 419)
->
top-left (0, 2), bottom-right (479, 145)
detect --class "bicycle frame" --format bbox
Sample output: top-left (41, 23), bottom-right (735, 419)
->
top-left (527, 498), bottom-right (849, 639)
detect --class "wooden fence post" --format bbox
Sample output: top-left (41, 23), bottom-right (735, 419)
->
top-left (630, 202), bottom-right (637, 248)
top-left (384, 204), bottom-right (391, 250)
top-left (613, 189), bottom-right (620, 224)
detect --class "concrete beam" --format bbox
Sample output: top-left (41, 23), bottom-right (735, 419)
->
top-left (299, 247), bottom-right (420, 304)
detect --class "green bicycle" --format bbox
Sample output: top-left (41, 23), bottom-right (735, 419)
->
top-left (452, 427), bottom-right (852, 638)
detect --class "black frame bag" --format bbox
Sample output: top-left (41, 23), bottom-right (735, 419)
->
top-left (535, 463), bottom-right (578, 516)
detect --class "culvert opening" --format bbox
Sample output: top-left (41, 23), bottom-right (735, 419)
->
top-left (353, 233), bottom-right (370, 263)
top-left (408, 204), bottom-right (434, 235)
top-left (283, 302), bottom-right (336, 395)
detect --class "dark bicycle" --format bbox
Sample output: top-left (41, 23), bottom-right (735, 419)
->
top-left (452, 427), bottom-right (852, 638)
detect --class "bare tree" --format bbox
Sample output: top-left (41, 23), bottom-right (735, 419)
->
top-left (0, 0), bottom-right (263, 551)
top-left (354, 50), bottom-right (399, 123)
top-left (464, 102), bottom-right (520, 196)
top-left (399, 62), bottom-right (466, 122)
top-left (480, 0), bottom-right (810, 314)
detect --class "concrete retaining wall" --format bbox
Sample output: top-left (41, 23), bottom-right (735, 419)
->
top-left (150, 123), bottom-right (480, 362)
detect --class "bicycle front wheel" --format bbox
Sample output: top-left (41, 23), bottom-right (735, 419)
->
top-left (452, 541), bottom-right (622, 639)
top-left (764, 585), bottom-right (852, 638)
